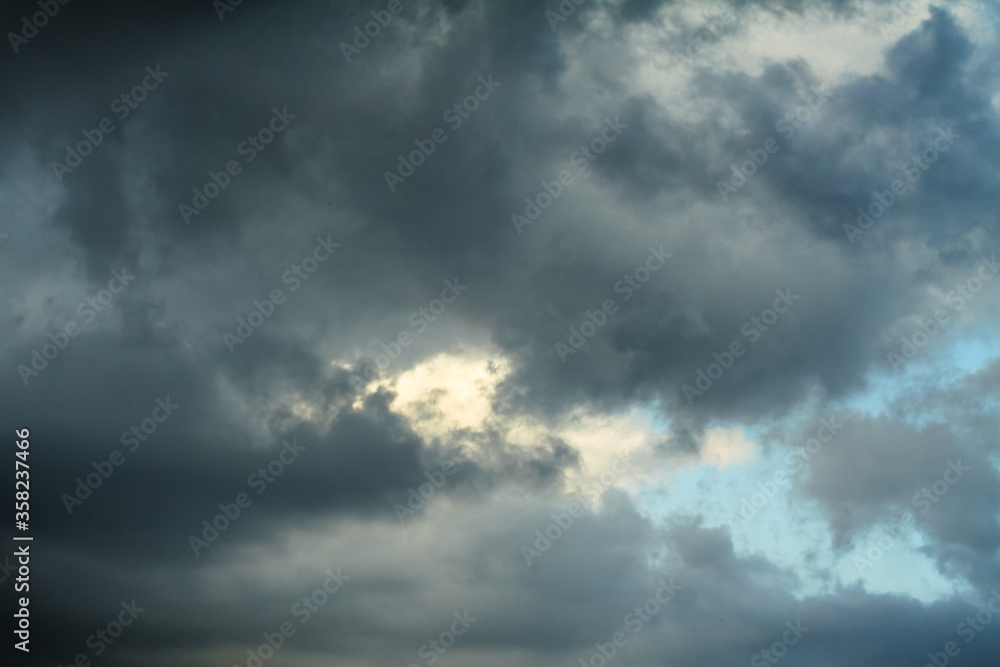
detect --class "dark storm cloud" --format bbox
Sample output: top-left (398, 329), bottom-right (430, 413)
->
top-left (2, 0), bottom-right (1000, 665)
top-left (29, 497), bottom-right (1000, 667)
top-left (1, 331), bottom-right (578, 562)
top-left (9, 0), bottom-right (992, 434)
top-left (738, 7), bottom-right (997, 244)
top-left (487, 6), bottom-right (999, 435)
top-left (1, 330), bottom-right (582, 667)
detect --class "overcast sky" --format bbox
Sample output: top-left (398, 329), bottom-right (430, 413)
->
top-left (3, 0), bottom-right (1000, 665)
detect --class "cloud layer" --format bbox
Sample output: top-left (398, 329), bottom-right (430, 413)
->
top-left (2, 0), bottom-right (1000, 665)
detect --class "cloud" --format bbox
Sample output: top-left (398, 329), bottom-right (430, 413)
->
top-left (2, 0), bottom-right (1000, 664)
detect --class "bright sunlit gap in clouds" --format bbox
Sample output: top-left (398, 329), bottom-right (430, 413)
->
top-left (339, 327), bottom-right (1000, 605)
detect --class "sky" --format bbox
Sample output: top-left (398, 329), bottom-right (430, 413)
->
top-left (2, 0), bottom-right (1000, 665)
